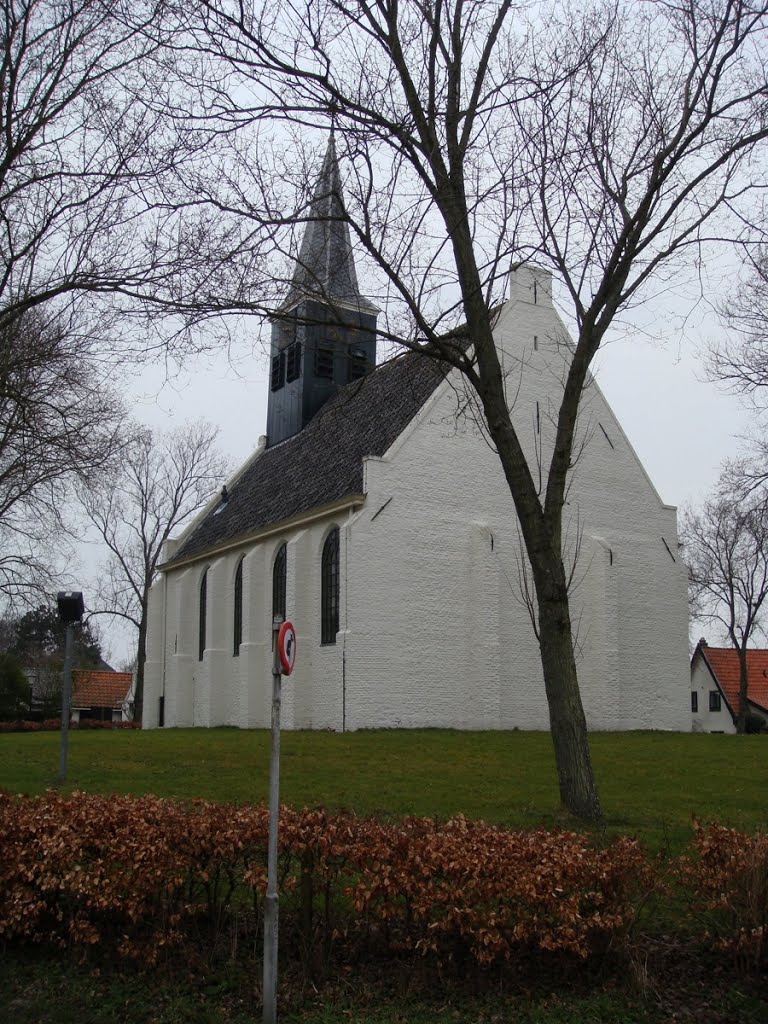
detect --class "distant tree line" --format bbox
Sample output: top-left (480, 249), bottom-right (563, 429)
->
top-left (0, 606), bottom-right (103, 720)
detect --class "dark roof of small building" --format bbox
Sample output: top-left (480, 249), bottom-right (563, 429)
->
top-left (170, 349), bottom-right (449, 564)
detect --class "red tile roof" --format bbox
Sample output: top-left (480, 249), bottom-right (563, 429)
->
top-left (72, 670), bottom-right (132, 710)
top-left (697, 646), bottom-right (768, 715)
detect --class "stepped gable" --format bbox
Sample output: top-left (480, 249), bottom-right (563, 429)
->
top-left (170, 350), bottom-right (448, 563)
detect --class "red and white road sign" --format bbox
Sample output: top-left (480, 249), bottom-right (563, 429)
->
top-left (277, 621), bottom-right (297, 676)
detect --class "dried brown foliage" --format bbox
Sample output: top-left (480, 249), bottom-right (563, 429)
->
top-left (1, 793), bottom-right (763, 976)
top-left (677, 821), bottom-right (768, 974)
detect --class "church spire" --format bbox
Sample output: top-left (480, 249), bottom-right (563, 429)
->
top-left (283, 135), bottom-right (378, 314)
top-left (266, 134), bottom-right (379, 447)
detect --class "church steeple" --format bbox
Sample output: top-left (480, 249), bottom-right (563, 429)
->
top-left (266, 137), bottom-right (379, 446)
top-left (282, 135), bottom-right (378, 315)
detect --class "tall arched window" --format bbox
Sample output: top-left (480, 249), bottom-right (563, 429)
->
top-left (233, 557), bottom-right (244, 656)
top-left (198, 569), bottom-right (208, 661)
top-left (321, 527), bottom-right (339, 645)
top-left (272, 543), bottom-right (287, 623)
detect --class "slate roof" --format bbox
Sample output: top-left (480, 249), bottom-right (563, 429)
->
top-left (170, 349), bottom-right (450, 564)
top-left (695, 643), bottom-right (768, 715)
top-left (282, 135), bottom-right (378, 315)
top-left (72, 670), bottom-right (132, 710)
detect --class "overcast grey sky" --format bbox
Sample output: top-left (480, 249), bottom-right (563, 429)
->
top-left (126, 301), bottom-right (752, 507)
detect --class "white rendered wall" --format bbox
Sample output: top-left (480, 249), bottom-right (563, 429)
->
top-left (144, 515), bottom-right (352, 730)
top-left (342, 266), bottom-right (690, 732)
top-left (690, 657), bottom-right (736, 733)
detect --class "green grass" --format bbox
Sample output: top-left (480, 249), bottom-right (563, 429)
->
top-left (4, 947), bottom-right (767, 1024)
top-left (1, 727), bottom-right (766, 850)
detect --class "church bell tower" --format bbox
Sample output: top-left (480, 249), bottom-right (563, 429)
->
top-left (266, 136), bottom-right (379, 446)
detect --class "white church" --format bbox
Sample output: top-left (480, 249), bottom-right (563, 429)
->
top-left (143, 141), bottom-right (691, 733)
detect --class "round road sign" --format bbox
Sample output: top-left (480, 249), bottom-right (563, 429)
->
top-left (278, 621), bottom-right (297, 676)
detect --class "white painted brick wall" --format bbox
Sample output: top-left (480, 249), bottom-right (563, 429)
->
top-left (690, 657), bottom-right (736, 733)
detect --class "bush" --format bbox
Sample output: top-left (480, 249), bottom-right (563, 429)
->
top-left (3, 793), bottom-right (765, 977)
top-left (0, 792), bottom-right (651, 969)
top-left (676, 821), bottom-right (768, 973)
top-left (0, 718), bottom-right (139, 732)
top-left (0, 653), bottom-right (31, 718)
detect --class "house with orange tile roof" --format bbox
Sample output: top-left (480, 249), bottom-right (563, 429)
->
top-left (71, 670), bottom-right (133, 724)
top-left (690, 640), bottom-right (768, 733)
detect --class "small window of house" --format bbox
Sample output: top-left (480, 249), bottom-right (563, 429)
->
top-left (709, 691), bottom-right (721, 712)
top-left (198, 569), bottom-right (208, 662)
top-left (321, 527), bottom-right (340, 645)
top-left (233, 557), bottom-right (244, 657)
top-left (271, 351), bottom-right (285, 391)
top-left (316, 346), bottom-right (334, 379)
top-left (691, 691), bottom-right (698, 713)
top-left (286, 342), bottom-right (302, 382)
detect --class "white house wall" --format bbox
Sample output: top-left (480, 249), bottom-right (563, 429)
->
top-left (690, 657), bottom-right (736, 733)
top-left (144, 267), bottom-right (690, 732)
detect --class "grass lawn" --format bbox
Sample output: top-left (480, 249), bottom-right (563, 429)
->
top-left (1, 726), bottom-right (766, 851)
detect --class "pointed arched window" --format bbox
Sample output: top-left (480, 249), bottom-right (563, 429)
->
top-left (198, 569), bottom-right (208, 661)
top-left (321, 527), bottom-right (339, 645)
top-left (272, 543), bottom-right (287, 623)
top-left (233, 557), bottom-right (244, 656)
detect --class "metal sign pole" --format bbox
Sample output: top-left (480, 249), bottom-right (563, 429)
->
top-left (263, 615), bottom-right (283, 1024)
top-left (58, 621), bottom-right (74, 785)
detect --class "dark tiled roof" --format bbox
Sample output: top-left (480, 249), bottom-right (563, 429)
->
top-left (170, 350), bottom-right (448, 563)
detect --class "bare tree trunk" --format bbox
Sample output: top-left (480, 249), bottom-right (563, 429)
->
top-left (736, 644), bottom-right (749, 734)
top-left (535, 562), bottom-right (602, 821)
top-left (464, 302), bottom-right (602, 822)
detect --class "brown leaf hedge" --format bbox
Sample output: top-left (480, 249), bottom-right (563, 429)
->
top-left (0, 791), bottom-right (763, 971)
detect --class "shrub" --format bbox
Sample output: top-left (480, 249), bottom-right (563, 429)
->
top-left (0, 792), bottom-right (653, 970)
top-left (0, 718), bottom-right (139, 732)
top-left (676, 821), bottom-right (768, 973)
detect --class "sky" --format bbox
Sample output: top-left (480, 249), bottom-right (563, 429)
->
top-left (86, 274), bottom-right (753, 667)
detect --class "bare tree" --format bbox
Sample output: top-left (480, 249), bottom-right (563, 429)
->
top-left (0, 1), bottom-right (152, 327)
top-left (0, 309), bottom-right (124, 602)
top-left (81, 421), bottom-right (227, 724)
top-left (682, 481), bottom-right (768, 732)
top-left (152, 0), bottom-right (768, 820)
top-left (711, 249), bottom-right (768, 393)
top-left (0, 0), bottom-right (249, 370)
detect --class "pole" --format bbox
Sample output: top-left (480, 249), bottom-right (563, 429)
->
top-left (263, 615), bottom-right (283, 1024)
top-left (58, 622), bottom-right (74, 785)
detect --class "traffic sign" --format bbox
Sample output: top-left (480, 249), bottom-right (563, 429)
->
top-left (277, 620), bottom-right (296, 676)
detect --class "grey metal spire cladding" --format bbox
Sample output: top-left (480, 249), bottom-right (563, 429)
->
top-left (284, 136), bottom-right (378, 314)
